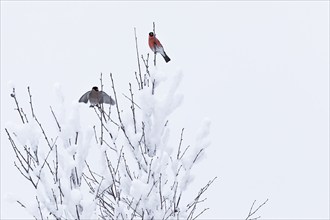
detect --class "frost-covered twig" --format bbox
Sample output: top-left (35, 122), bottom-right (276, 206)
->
top-left (245, 199), bottom-right (269, 220)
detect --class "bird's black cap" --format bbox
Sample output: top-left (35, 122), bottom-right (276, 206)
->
top-left (92, 86), bottom-right (99, 91)
top-left (149, 32), bottom-right (154, 37)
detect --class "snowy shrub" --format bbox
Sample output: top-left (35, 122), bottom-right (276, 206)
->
top-left (4, 29), bottom-right (217, 220)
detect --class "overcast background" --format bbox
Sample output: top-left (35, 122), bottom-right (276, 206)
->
top-left (1, 1), bottom-right (329, 219)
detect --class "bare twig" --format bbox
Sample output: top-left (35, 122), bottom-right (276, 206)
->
top-left (100, 73), bottom-right (106, 145)
top-left (159, 173), bottom-right (163, 209)
top-left (51, 188), bottom-right (59, 211)
top-left (16, 200), bottom-right (38, 220)
top-left (147, 180), bottom-right (158, 198)
top-left (36, 196), bottom-right (44, 219)
top-left (102, 139), bottom-right (117, 152)
top-left (50, 106), bottom-right (61, 132)
top-left (153, 22), bottom-right (156, 66)
top-left (20, 107), bottom-right (29, 123)
top-left (75, 132), bottom-right (79, 145)
top-left (16, 200), bottom-right (26, 208)
top-left (6, 129), bottom-right (30, 169)
top-left (131, 197), bottom-right (142, 219)
top-left (122, 153), bottom-right (133, 181)
top-left (27, 87), bottom-right (52, 149)
top-left (134, 72), bottom-right (141, 90)
top-left (93, 108), bottom-right (115, 140)
top-left (76, 205), bottom-right (81, 220)
top-left (114, 146), bottom-right (124, 175)
top-left (187, 177), bottom-right (217, 220)
top-left (121, 93), bottom-right (141, 109)
top-left (141, 54), bottom-right (150, 76)
top-left (192, 208), bottom-right (210, 220)
top-left (134, 27), bottom-right (143, 89)
top-left (13, 161), bottom-right (36, 188)
top-left (179, 145), bottom-right (190, 160)
top-left (177, 128), bottom-right (184, 159)
top-left (147, 158), bottom-right (153, 184)
top-left (93, 125), bottom-right (99, 144)
top-left (192, 148), bottom-right (204, 164)
top-left (54, 144), bottom-right (59, 183)
top-left (129, 83), bottom-right (137, 134)
top-left (36, 137), bottom-right (58, 187)
top-left (110, 73), bottom-right (135, 150)
top-left (10, 88), bottom-right (25, 124)
top-left (35, 116), bottom-right (52, 149)
top-left (245, 199), bottom-right (269, 220)
top-left (104, 151), bottom-right (118, 199)
top-left (5, 128), bottom-right (38, 188)
top-left (152, 79), bottom-right (156, 95)
top-left (27, 87), bottom-right (35, 118)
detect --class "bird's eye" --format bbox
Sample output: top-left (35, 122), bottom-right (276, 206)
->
top-left (149, 32), bottom-right (154, 36)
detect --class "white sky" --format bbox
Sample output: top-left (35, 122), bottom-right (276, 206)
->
top-left (1, 1), bottom-right (329, 219)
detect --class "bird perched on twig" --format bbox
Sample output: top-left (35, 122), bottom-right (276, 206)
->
top-left (148, 32), bottom-right (171, 63)
top-left (79, 86), bottom-right (115, 107)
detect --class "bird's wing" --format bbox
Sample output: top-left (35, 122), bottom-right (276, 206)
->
top-left (154, 37), bottom-right (162, 47)
top-left (101, 91), bottom-right (115, 105)
top-left (78, 91), bottom-right (90, 103)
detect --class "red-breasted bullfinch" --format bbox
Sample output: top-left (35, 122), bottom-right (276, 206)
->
top-left (79, 86), bottom-right (115, 107)
top-left (148, 32), bottom-right (171, 63)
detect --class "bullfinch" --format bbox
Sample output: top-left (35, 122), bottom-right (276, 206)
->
top-left (148, 32), bottom-right (171, 63)
top-left (79, 86), bottom-right (115, 107)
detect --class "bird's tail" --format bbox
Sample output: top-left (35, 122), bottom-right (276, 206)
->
top-left (162, 52), bottom-right (171, 63)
